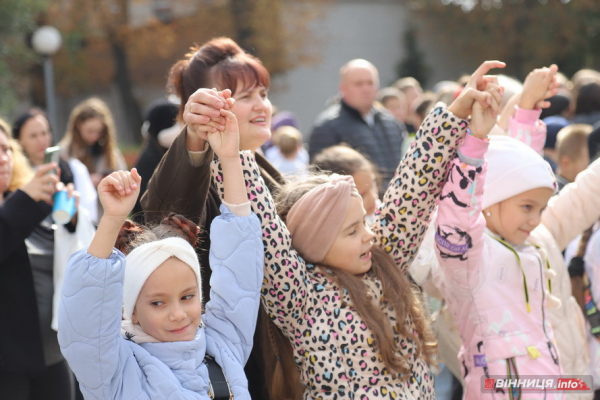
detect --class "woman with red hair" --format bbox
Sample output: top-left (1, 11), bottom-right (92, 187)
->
top-left (141, 37), bottom-right (291, 399)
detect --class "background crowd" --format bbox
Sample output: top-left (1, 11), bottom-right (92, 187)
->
top-left (3, 28), bottom-right (600, 400)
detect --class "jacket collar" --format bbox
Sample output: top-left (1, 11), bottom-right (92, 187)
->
top-left (340, 99), bottom-right (376, 122)
top-left (140, 327), bottom-right (206, 372)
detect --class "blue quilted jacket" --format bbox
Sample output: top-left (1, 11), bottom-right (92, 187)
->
top-left (58, 206), bottom-right (263, 399)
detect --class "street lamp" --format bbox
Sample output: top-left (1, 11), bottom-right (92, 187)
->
top-left (32, 26), bottom-right (62, 137)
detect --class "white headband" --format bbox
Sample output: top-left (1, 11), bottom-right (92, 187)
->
top-left (122, 237), bottom-right (201, 322)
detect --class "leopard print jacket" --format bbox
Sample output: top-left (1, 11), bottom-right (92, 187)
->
top-left (211, 103), bottom-right (468, 399)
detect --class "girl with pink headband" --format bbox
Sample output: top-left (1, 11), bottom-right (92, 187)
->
top-left (208, 61), bottom-right (505, 399)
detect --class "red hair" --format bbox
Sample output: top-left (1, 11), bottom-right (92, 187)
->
top-left (168, 37), bottom-right (270, 122)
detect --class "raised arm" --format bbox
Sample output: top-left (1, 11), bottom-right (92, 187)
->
top-left (434, 136), bottom-right (488, 289)
top-left (542, 157), bottom-right (600, 250)
top-left (372, 61), bottom-right (504, 272)
top-left (203, 205), bottom-right (263, 364)
top-left (194, 106), bottom-right (264, 364)
top-left (58, 169), bottom-right (141, 398)
top-left (371, 103), bottom-right (469, 271)
top-left (88, 169), bottom-right (141, 259)
top-left (141, 89), bottom-right (235, 224)
top-left (434, 84), bottom-right (499, 289)
top-left (211, 152), bottom-right (311, 339)
top-left (503, 65), bottom-right (558, 154)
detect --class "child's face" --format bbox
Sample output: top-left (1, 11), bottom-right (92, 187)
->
top-left (382, 97), bottom-right (407, 123)
top-left (132, 257), bottom-right (202, 342)
top-left (485, 187), bottom-right (554, 246)
top-left (352, 170), bottom-right (378, 216)
top-left (322, 196), bottom-right (376, 274)
top-left (78, 117), bottom-right (105, 146)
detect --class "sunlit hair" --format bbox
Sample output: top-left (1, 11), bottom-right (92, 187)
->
top-left (0, 121), bottom-right (34, 192)
top-left (168, 37), bottom-right (270, 122)
top-left (556, 124), bottom-right (592, 162)
top-left (393, 76), bottom-right (422, 93)
top-left (61, 97), bottom-right (119, 173)
top-left (262, 174), bottom-right (437, 399)
top-left (312, 144), bottom-right (380, 190)
top-left (377, 86), bottom-right (406, 106)
top-left (274, 126), bottom-right (303, 157)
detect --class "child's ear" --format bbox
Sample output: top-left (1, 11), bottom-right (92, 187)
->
top-left (559, 155), bottom-right (571, 171)
top-left (132, 311), bottom-right (138, 325)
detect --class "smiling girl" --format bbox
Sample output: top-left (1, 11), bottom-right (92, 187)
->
top-left (433, 115), bottom-right (600, 399)
top-left (58, 109), bottom-right (264, 399)
top-left (207, 62), bottom-right (505, 399)
top-left (141, 37), bottom-right (285, 399)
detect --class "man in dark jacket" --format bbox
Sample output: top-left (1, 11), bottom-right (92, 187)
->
top-left (308, 59), bottom-right (406, 191)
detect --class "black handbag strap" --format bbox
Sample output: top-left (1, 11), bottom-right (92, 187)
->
top-left (203, 354), bottom-right (232, 400)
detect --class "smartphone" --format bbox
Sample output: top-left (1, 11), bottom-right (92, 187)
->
top-left (44, 146), bottom-right (61, 176)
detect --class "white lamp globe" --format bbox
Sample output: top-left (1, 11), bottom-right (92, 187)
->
top-left (32, 26), bottom-right (62, 56)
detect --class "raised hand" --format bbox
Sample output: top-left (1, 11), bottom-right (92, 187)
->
top-left (183, 88), bottom-right (235, 151)
top-left (519, 64), bottom-right (559, 110)
top-left (20, 163), bottom-right (60, 204)
top-left (449, 60), bottom-right (506, 119)
top-left (471, 82), bottom-right (503, 140)
top-left (97, 169), bottom-right (141, 220)
top-left (206, 108), bottom-right (240, 161)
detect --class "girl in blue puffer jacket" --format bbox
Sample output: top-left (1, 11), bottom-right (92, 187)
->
top-left (58, 106), bottom-right (263, 399)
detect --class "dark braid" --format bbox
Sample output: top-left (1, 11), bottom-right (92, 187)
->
top-left (116, 220), bottom-right (144, 255)
top-left (569, 226), bottom-right (595, 278)
top-left (160, 213), bottom-right (200, 247)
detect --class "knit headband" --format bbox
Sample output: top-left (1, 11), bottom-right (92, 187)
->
top-left (121, 237), bottom-right (201, 343)
top-left (286, 174), bottom-right (360, 264)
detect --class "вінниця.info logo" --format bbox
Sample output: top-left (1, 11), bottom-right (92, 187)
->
top-left (482, 376), bottom-right (593, 393)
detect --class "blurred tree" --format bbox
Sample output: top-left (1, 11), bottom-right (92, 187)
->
top-left (0, 0), bottom-right (48, 116)
top-left (43, 0), bottom-right (328, 144)
top-left (410, 0), bottom-right (600, 81)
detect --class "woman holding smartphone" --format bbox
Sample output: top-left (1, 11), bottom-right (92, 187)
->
top-left (12, 109), bottom-right (97, 222)
top-left (0, 117), bottom-right (79, 400)
top-left (10, 110), bottom-right (92, 400)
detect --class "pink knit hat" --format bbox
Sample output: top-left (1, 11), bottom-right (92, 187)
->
top-left (286, 174), bottom-right (360, 264)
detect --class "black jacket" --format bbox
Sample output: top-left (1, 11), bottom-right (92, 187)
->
top-left (0, 190), bottom-right (51, 373)
top-left (308, 100), bottom-right (406, 191)
top-left (132, 140), bottom-right (167, 223)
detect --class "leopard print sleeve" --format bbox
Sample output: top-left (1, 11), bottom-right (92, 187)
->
top-left (211, 152), bottom-right (310, 338)
top-left (371, 103), bottom-right (469, 273)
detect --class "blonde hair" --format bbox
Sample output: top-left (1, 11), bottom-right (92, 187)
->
top-left (556, 124), bottom-right (592, 161)
top-left (0, 119), bottom-right (34, 192)
top-left (275, 126), bottom-right (303, 157)
top-left (312, 144), bottom-right (380, 191)
top-left (61, 98), bottom-right (119, 173)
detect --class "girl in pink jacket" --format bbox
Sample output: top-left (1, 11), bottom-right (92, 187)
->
top-left (434, 96), bottom-right (600, 399)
